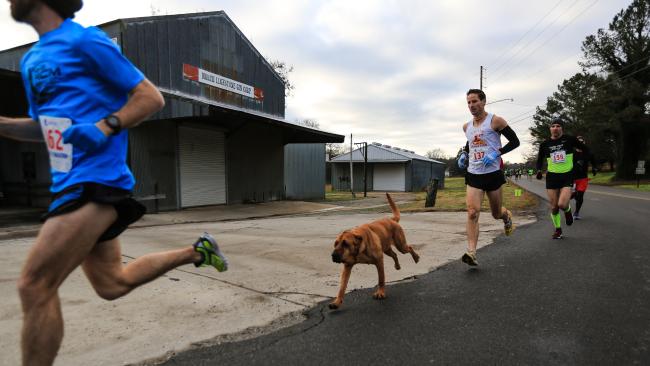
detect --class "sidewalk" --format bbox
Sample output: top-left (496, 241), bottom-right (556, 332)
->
top-left (0, 192), bottom-right (427, 240)
top-left (0, 197), bottom-right (536, 366)
top-left (0, 200), bottom-right (342, 240)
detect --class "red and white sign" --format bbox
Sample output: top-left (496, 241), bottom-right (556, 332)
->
top-left (183, 63), bottom-right (264, 100)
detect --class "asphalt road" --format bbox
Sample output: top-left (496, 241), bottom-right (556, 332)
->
top-left (161, 180), bottom-right (650, 366)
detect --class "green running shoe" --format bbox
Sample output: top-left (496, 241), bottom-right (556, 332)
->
top-left (193, 232), bottom-right (228, 272)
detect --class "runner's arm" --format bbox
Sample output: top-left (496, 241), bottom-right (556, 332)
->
top-left (0, 116), bottom-right (43, 142)
top-left (498, 126), bottom-right (519, 155)
top-left (95, 79), bottom-right (165, 136)
top-left (536, 143), bottom-right (546, 171)
top-left (492, 115), bottom-right (520, 155)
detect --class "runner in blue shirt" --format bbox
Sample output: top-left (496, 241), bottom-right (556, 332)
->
top-left (0, 2), bottom-right (227, 365)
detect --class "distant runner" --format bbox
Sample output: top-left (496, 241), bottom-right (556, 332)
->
top-left (572, 135), bottom-right (597, 219)
top-left (535, 117), bottom-right (587, 239)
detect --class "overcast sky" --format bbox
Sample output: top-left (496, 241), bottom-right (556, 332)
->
top-left (0, 0), bottom-right (633, 162)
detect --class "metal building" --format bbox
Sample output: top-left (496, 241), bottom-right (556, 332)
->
top-left (330, 142), bottom-right (446, 192)
top-left (0, 11), bottom-right (344, 211)
top-left (284, 143), bottom-right (326, 200)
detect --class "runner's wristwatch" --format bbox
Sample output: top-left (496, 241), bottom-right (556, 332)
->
top-left (104, 115), bottom-right (122, 134)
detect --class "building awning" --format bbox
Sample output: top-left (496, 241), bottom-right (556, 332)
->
top-left (158, 87), bottom-right (345, 144)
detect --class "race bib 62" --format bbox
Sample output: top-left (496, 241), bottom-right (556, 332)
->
top-left (39, 116), bottom-right (73, 173)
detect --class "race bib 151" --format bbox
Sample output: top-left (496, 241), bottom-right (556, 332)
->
top-left (551, 150), bottom-right (566, 164)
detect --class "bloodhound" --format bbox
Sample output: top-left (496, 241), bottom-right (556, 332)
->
top-left (329, 193), bottom-right (419, 309)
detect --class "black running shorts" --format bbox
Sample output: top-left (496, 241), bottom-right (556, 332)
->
top-left (545, 172), bottom-right (574, 189)
top-left (42, 183), bottom-right (146, 242)
top-left (465, 170), bottom-right (506, 192)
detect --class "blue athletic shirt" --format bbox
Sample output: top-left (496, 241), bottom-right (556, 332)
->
top-left (20, 18), bottom-right (145, 193)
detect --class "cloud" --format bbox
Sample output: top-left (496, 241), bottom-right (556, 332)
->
top-left (0, 0), bottom-right (634, 162)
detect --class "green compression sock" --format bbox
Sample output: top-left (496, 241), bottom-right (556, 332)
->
top-left (564, 205), bottom-right (571, 213)
top-left (551, 212), bottom-right (561, 229)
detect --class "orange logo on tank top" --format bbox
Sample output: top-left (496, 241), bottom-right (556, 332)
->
top-left (470, 133), bottom-right (487, 147)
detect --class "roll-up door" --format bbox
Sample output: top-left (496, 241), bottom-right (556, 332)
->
top-left (179, 126), bottom-right (226, 207)
top-left (373, 163), bottom-right (405, 191)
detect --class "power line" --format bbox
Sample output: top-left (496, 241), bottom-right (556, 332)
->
top-left (508, 61), bottom-right (650, 127)
top-left (491, 0), bottom-right (598, 85)
top-left (488, 0), bottom-right (566, 75)
top-left (509, 113), bottom-right (537, 125)
top-left (516, 51), bottom-right (582, 83)
top-left (488, 0), bottom-right (580, 81)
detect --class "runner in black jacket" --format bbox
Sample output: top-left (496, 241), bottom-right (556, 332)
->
top-left (536, 118), bottom-right (588, 239)
top-left (571, 136), bottom-right (597, 219)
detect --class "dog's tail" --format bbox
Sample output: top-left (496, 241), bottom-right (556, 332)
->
top-left (386, 193), bottom-right (400, 222)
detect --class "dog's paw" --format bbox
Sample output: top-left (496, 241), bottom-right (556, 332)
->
top-left (411, 247), bottom-right (420, 263)
top-left (329, 299), bottom-right (342, 309)
top-left (372, 290), bottom-right (386, 300)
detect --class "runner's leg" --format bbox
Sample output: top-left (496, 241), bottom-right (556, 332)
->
top-left (486, 187), bottom-right (508, 221)
top-left (558, 187), bottom-right (572, 211)
top-left (82, 238), bottom-right (202, 300)
top-left (18, 202), bottom-right (117, 366)
top-left (466, 186), bottom-right (484, 254)
top-left (575, 191), bottom-right (585, 215)
top-left (547, 189), bottom-right (561, 230)
top-left (486, 187), bottom-right (514, 235)
top-left (558, 187), bottom-right (573, 225)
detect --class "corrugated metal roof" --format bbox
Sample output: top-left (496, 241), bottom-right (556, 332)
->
top-left (158, 87), bottom-right (344, 143)
top-left (330, 143), bottom-right (444, 164)
top-left (107, 11), bottom-right (283, 85)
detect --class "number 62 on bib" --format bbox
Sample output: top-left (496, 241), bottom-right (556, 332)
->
top-left (39, 116), bottom-right (73, 173)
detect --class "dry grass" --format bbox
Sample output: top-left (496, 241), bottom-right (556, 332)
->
top-left (396, 177), bottom-right (538, 213)
top-left (324, 177), bottom-right (539, 214)
top-left (589, 171), bottom-right (650, 191)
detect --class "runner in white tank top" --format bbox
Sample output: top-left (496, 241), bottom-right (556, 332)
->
top-left (458, 89), bottom-right (520, 266)
top-left (465, 113), bottom-right (502, 175)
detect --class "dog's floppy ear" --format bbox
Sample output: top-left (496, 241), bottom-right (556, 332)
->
top-left (354, 233), bottom-right (366, 255)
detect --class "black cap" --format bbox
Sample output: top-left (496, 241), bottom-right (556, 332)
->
top-left (42, 0), bottom-right (83, 19)
top-left (550, 116), bottom-right (564, 127)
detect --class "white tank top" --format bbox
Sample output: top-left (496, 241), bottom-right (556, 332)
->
top-left (465, 113), bottom-right (502, 174)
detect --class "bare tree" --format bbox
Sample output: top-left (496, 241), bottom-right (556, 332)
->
top-left (425, 148), bottom-right (449, 160)
top-left (150, 3), bottom-right (161, 15)
top-left (301, 118), bottom-right (320, 129)
top-left (326, 143), bottom-right (349, 160)
top-left (522, 147), bottom-right (539, 167)
top-left (268, 59), bottom-right (295, 99)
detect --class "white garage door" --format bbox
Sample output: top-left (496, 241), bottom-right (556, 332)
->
top-left (179, 126), bottom-right (226, 207)
top-left (373, 163), bottom-right (405, 191)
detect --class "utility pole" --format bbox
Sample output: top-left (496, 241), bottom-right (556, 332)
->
top-left (355, 142), bottom-right (368, 197)
top-left (349, 134), bottom-right (355, 198)
top-left (364, 142), bottom-right (368, 197)
top-left (480, 65), bottom-right (484, 90)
